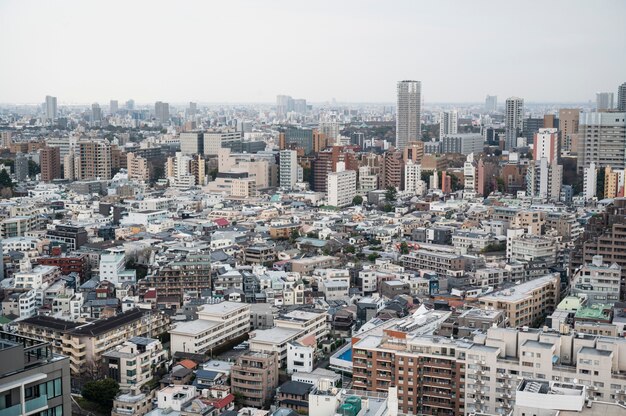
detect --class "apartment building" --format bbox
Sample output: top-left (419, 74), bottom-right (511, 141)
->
top-left (137, 254), bottom-right (211, 301)
top-left (274, 310), bottom-right (328, 342)
top-left (16, 309), bottom-right (170, 375)
top-left (507, 234), bottom-right (558, 266)
top-left (352, 325), bottom-right (626, 416)
top-left (0, 332), bottom-right (71, 416)
top-left (169, 301), bottom-right (251, 355)
top-left (290, 256), bottom-right (340, 274)
top-left (400, 249), bottom-right (466, 277)
top-left (479, 274), bottom-right (561, 327)
top-left (230, 352), bottom-right (279, 409)
top-left (126, 152), bottom-right (150, 182)
top-left (103, 337), bottom-right (167, 390)
top-left (572, 255), bottom-right (621, 305)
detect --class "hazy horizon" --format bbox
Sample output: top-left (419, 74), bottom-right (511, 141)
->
top-left (1, 0), bottom-right (625, 104)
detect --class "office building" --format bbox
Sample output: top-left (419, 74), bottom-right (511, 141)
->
top-left (154, 101), bottom-right (169, 124)
top-left (279, 149), bottom-right (298, 189)
top-left (572, 255), bottom-right (621, 305)
top-left (603, 166), bottom-right (626, 199)
top-left (396, 80), bottom-right (421, 151)
top-left (187, 101), bottom-right (197, 118)
top-left (126, 99), bottom-right (135, 110)
top-left (165, 152), bottom-right (196, 188)
top-left (40, 147), bottom-right (61, 182)
top-left (618, 82), bottom-right (626, 111)
top-left (179, 132), bottom-right (203, 155)
top-left (596, 92), bottom-right (614, 110)
top-left (559, 108), bottom-right (580, 153)
top-left (45, 95), bottom-right (57, 121)
top-left (439, 110), bottom-right (458, 139)
top-left (16, 309), bottom-right (169, 375)
top-left (583, 162), bottom-right (597, 200)
top-left (522, 117), bottom-right (543, 145)
top-left (505, 97), bottom-right (524, 150)
top-left (110, 99), bottom-right (118, 114)
top-left (485, 94), bottom-right (497, 112)
top-left (327, 162), bottom-right (356, 208)
top-left (15, 152), bottom-right (28, 181)
top-left (319, 120), bottom-right (340, 144)
top-left (441, 133), bottom-right (484, 155)
top-left (91, 103), bottom-right (102, 125)
top-left (578, 112), bottom-right (626, 171)
top-left (170, 302), bottom-right (250, 355)
top-left (231, 352), bottom-right (279, 408)
top-left (0, 332), bottom-right (71, 416)
top-left (77, 140), bottom-right (111, 180)
top-left (1, 131), bottom-right (12, 148)
top-left (203, 130), bottom-right (242, 156)
top-left (284, 127), bottom-right (325, 154)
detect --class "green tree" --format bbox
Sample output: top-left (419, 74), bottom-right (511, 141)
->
top-left (28, 160), bottom-right (40, 177)
top-left (0, 169), bottom-right (13, 188)
top-left (82, 378), bottom-right (119, 411)
top-left (367, 253), bottom-right (380, 262)
top-left (385, 186), bottom-right (397, 202)
top-left (399, 242), bottom-right (409, 255)
top-left (352, 195), bottom-right (363, 205)
top-left (496, 177), bottom-right (505, 193)
top-left (344, 245), bottom-right (356, 254)
top-left (290, 228), bottom-right (300, 241)
top-left (383, 203), bottom-right (393, 212)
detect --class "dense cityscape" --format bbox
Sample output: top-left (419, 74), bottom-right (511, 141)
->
top-left (2, 2), bottom-right (626, 416)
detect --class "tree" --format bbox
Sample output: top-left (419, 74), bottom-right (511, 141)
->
top-left (383, 203), bottom-right (393, 212)
top-left (344, 245), bottom-right (356, 254)
top-left (367, 253), bottom-right (380, 262)
top-left (352, 195), bottom-right (363, 205)
top-left (290, 228), bottom-right (300, 242)
top-left (0, 169), bottom-right (13, 189)
top-left (399, 242), bottom-right (409, 255)
top-left (385, 186), bottom-right (397, 202)
top-left (28, 160), bottom-right (40, 177)
top-left (82, 378), bottom-right (119, 411)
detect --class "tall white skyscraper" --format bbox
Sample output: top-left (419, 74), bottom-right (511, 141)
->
top-left (279, 150), bottom-right (298, 189)
top-left (617, 83), bottom-right (626, 112)
top-left (396, 80), bottom-right (421, 151)
top-left (596, 92), bottom-right (614, 111)
top-left (110, 100), bottom-right (119, 115)
top-left (505, 97), bottom-right (524, 150)
top-left (463, 153), bottom-right (477, 199)
top-left (439, 110), bottom-right (458, 139)
top-left (485, 95), bottom-right (497, 113)
top-left (45, 95), bottom-right (57, 121)
top-left (404, 160), bottom-right (424, 196)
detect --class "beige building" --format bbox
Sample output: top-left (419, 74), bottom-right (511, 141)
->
top-left (103, 337), bottom-right (167, 390)
top-left (127, 152), bottom-right (149, 182)
top-left (230, 352), bottom-right (279, 408)
top-left (479, 274), bottom-right (561, 327)
top-left (169, 301), bottom-right (250, 355)
top-left (16, 309), bottom-right (170, 375)
top-left (112, 389), bottom-right (155, 416)
top-left (77, 140), bottom-right (112, 180)
top-left (559, 108), bottom-right (580, 153)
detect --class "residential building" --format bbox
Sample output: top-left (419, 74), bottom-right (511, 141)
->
top-left (169, 301), bottom-right (250, 355)
top-left (154, 101), bottom-right (169, 124)
top-left (103, 337), bottom-right (167, 390)
top-left (0, 332), bottom-right (71, 416)
top-left (279, 150), bottom-right (298, 189)
top-left (618, 82), bottom-right (626, 111)
top-left (40, 146), bottom-right (61, 182)
top-left (485, 95), bottom-right (497, 112)
top-left (596, 92), bottom-right (614, 110)
top-left (127, 152), bottom-right (149, 182)
top-left (583, 162), bottom-right (597, 200)
top-left (396, 80), bottom-right (421, 151)
top-left (572, 255), bottom-right (621, 305)
top-left (439, 110), bottom-right (458, 139)
top-left (559, 108), bottom-right (580, 153)
top-left (77, 140), bottom-right (112, 180)
top-left (16, 309), bottom-right (169, 375)
top-left (578, 112), bottom-right (626, 172)
top-left (479, 274), bottom-right (561, 327)
top-left (138, 254), bottom-right (211, 301)
top-left (505, 97), bottom-right (524, 150)
top-left (327, 162), bottom-right (356, 208)
top-left (230, 352), bottom-right (279, 408)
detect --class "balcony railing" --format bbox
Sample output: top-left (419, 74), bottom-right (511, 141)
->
top-left (0, 404), bottom-right (21, 416)
top-left (25, 395), bottom-right (48, 413)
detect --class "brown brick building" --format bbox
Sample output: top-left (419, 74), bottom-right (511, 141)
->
top-left (230, 352), bottom-right (279, 409)
top-left (40, 146), bottom-right (62, 182)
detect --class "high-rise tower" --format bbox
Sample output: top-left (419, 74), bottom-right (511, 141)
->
top-left (505, 97), bottom-right (524, 150)
top-left (396, 80), bottom-right (421, 151)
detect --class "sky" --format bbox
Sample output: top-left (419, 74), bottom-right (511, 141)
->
top-left (1, 0), bottom-right (625, 105)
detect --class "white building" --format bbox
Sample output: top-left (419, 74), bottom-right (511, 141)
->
top-left (404, 160), bottom-right (425, 196)
top-left (327, 162), bottom-right (356, 208)
top-left (99, 249), bottom-right (136, 287)
top-left (463, 153), bottom-right (477, 199)
top-left (439, 110), bottom-right (458, 139)
top-left (572, 255), bottom-right (621, 305)
top-left (103, 337), bottom-right (168, 390)
top-left (505, 96), bottom-right (524, 150)
top-left (583, 162), bottom-right (597, 200)
top-left (287, 341), bottom-right (314, 374)
top-left (279, 150), bottom-right (298, 189)
top-left (396, 80), bottom-right (421, 151)
top-left (169, 301), bottom-right (250, 355)
top-left (527, 157), bottom-right (563, 200)
top-left (156, 385), bottom-right (197, 411)
top-left (203, 131), bottom-right (242, 156)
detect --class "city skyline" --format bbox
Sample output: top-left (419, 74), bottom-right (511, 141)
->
top-left (1, 0), bottom-right (625, 104)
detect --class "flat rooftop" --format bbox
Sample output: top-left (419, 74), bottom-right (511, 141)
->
top-left (250, 327), bottom-right (302, 344)
top-left (170, 319), bottom-right (220, 335)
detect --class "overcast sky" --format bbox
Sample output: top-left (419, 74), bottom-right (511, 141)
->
top-left (1, 0), bottom-right (625, 104)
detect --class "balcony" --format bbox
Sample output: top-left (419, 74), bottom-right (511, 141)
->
top-left (25, 395), bottom-right (48, 414)
top-left (0, 404), bottom-right (21, 416)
